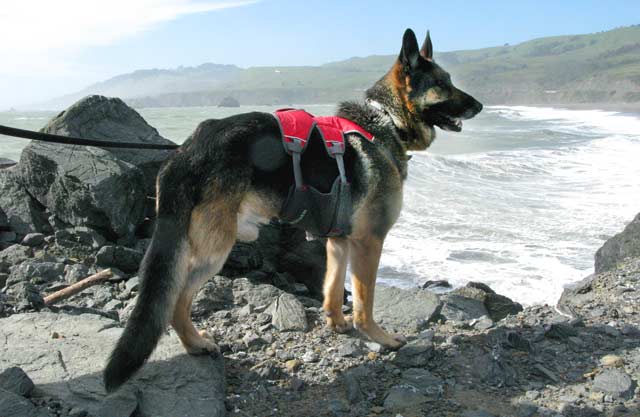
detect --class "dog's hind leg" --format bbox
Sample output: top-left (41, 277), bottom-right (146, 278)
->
top-left (171, 197), bottom-right (238, 355)
top-left (323, 237), bottom-right (352, 333)
top-left (349, 236), bottom-right (406, 349)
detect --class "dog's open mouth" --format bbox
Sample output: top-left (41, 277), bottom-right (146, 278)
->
top-left (422, 111), bottom-right (463, 132)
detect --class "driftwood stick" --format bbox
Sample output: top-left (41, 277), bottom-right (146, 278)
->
top-left (44, 269), bottom-right (113, 305)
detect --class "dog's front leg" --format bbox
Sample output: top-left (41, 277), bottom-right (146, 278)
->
top-left (323, 237), bottom-right (352, 332)
top-left (349, 236), bottom-right (406, 349)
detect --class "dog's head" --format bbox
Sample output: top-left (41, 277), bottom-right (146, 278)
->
top-left (377, 29), bottom-right (483, 150)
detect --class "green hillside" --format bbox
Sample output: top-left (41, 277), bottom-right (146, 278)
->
top-left (43, 25), bottom-right (640, 108)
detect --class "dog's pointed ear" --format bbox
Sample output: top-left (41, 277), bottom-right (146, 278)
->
top-left (399, 28), bottom-right (420, 71)
top-left (420, 30), bottom-right (433, 60)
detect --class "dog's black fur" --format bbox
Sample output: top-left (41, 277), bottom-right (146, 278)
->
top-left (104, 28), bottom-right (482, 392)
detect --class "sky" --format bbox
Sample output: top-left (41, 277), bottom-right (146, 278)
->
top-left (1, 0), bottom-right (639, 109)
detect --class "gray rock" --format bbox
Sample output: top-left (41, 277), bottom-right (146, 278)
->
top-left (268, 293), bottom-right (308, 331)
top-left (335, 340), bottom-right (365, 358)
top-left (0, 244), bottom-right (32, 273)
top-left (0, 273), bottom-right (7, 288)
top-left (401, 368), bottom-right (443, 397)
top-left (421, 279), bottom-right (451, 290)
top-left (25, 95), bottom-right (175, 194)
top-left (301, 351), bottom-right (319, 363)
top-left (17, 96), bottom-right (176, 238)
top-left (103, 299), bottom-right (124, 311)
top-left (64, 264), bottom-right (91, 284)
top-left (242, 331), bottom-right (265, 349)
top-left (595, 212), bottom-right (640, 273)
top-left (364, 342), bottom-right (383, 353)
top-left (121, 276), bottom-right (140, 298)
top-left (0, 312), bottom-right (225, 417)
top-left (0, 367), bottom-right (34, 397)
top-left (0, 168), bottom-right (48, 235)
top-left (545, 322), bottom-right (578, 340)
top-left (5, 282), bottom-right (44, 310)
top-left (441, 293), bottom-right (488, 322)
top-left (96, 385), bottom-right (138, 417)
top-left (0, 158), bottom-right (17, 169)
top-left (343, 371), bottom-right (362, 404)
top-left (7, 261), bottom-right (65, 286)
top-left (96, 245), bottom-right (143, 273)
top-left (393, 332), bottom-right (434, 368)
top-left (473, 352), bottom-right (518, 386)
top-left (516, 401), bottom-right (538, 417)
top-left (373, 285), bottom-right (442, 332)
top-left (531, 364), bottom-right (559, 383)
top-left (326, 398), bottom-right (350, 414)
top-left (443, 284), bottom-right (522, 322)
top-left (525, 390), bottom-right (540, 400)
top-left (20, 233), bottom-right (45, 247)
top-left (593, 369), bottom-right (636, 399)
top-left (384, 384), bottom-right (427, 410)
top-left (237, 304), bottom-right (253, 317)
top-left (484, 292), bottom-right (523, 321)
top-left (557, 274), bottom-right (596, 313)
top-left (55, 227), bottom-right (106, 249)
top-left (254, 222), bottom-right (327, 297)
top-left (621, 324), bottom-right (640, 337)
top-left (471, 315), bottom-right (495, 330)
top-left (192, 276), bottom-right (233, 317)
top-left (233, 278), bottom-right (282, 308)
top-left (0, 388), bottom-right (39, 417)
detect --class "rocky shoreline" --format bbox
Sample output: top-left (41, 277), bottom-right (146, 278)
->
top-left (1, 96), bottom-right (638, 417)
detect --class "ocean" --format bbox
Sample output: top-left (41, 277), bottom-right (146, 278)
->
top-left (1, 104), bottom-right (639, 305)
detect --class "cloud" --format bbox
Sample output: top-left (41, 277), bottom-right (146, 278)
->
top-left (0, 0), bottom-right (257, 75)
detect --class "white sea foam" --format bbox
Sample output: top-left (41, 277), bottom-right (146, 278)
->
top-left (2, 105), bottom-right (639, 306)
top-left (378, 106), bottom-right (640, 305)
top-left (487, 105), bottom-right (640, 136)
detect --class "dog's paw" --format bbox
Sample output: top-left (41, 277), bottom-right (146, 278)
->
top-left (184, 330), bottom-right (220, 357)
top-left (378, 334), bottom-right (406, 351)
top-left (326, 314), bottom-right (353, 334)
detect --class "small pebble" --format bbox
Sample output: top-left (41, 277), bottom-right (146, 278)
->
top-left (600, 355), bottom-right (624, 368)
top-left (285, 359), bottom-right (302, 372)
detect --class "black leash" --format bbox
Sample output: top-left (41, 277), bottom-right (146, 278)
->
top-left (0, 124), bottom-right (180, 150)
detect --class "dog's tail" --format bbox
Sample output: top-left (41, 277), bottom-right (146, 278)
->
top-left (103, 198), bottom-right (192, 392)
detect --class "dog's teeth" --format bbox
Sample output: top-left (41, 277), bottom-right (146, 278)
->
top-left (455, 120), bottom-right (462, 128)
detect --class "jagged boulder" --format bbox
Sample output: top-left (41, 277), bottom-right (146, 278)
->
top-left (373, 286), bottom-right (442, 332)
top-left (0, 168), bottom-right (48, 236)
top-left (0, 312), bottom-right (226, 417)
top-left (595, 212), bottom-right (640, 273)
top-left (441, 282), bottom-right (523, 322)
top-left (18, 96), bottom-right (177, 238)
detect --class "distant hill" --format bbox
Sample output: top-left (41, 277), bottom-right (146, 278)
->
top-left (40, 25), bottom-right (640, 109)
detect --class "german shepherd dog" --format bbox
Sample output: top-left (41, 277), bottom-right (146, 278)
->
top-left (104, 28), bottom-right (482, 391)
